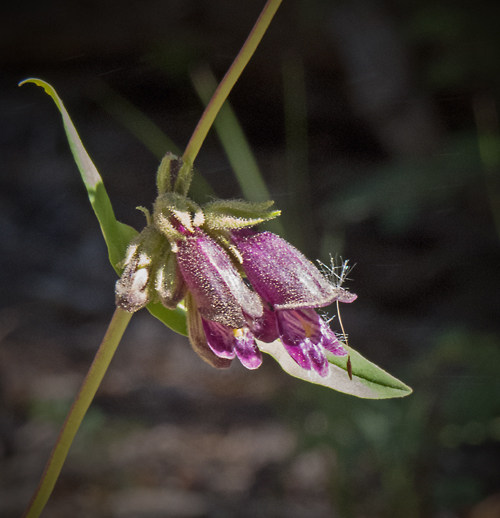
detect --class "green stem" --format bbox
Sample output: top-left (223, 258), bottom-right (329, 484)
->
top-left (22, 308), bottom-right (133, 518)
top-left (182, 0), bottom-right (283, 166)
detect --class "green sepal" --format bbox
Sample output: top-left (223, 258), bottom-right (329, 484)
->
top-left (153, 192), bottom-right (204, 243)
top-left (156, 152), bottom-right (179, 194)
top-left (21, 78), bottom-right (188, 336)
top-left (115, 225), bottom-right (169, 312)
top-left (203, 199), bottom-right (281, 231)
top-left (173, 160), bottom-right (194, 196)
top-left (155, 152), bottom-right (194, 197)
top-left (154, 249), bottom-right (187, 310)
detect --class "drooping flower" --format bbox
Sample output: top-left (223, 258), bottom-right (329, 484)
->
top-left (175, 228), bottom-right (264, 370)
top-left (230, 229), bottom-right (356, 377)
top-left (115, 153), bottom-right (357, 377)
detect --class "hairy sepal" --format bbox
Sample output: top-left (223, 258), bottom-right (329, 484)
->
top-left (203, 199), bottom-right (280, 231)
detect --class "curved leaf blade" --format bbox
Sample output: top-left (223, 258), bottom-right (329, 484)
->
top-left (20, 78), bottom-right (137, 269)
top-left (259, 340), bottom-right (412, 399)
top-left (20, 78), bottom-right (188, 336)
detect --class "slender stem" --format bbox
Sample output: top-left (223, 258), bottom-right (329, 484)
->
top-left (22, 308), bottom-right (133, 518)
top-left (182, 0), bottom-right (283, 166)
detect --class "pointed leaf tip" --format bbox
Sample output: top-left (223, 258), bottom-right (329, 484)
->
top-left (21, 78), bottom-right (188, 336)
top-left (259, 340), bottom-right (412, 399)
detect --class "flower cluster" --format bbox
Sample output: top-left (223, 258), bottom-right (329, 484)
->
top-left (116, 154), bottom-right (356, 377)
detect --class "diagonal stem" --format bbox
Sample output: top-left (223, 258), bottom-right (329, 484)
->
top-left (182, 0), bottom-right (283, 167)
top-left (22, 308), bottom-right (133, 518)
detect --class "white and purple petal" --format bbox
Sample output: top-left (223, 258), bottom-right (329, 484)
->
top-left (305, 340), bottom-right (329, 377)
top-left (233, 327), bottom-right (263, 369)
top-left (276, 310), bottom-right (313, 370)
top-left (276, 308), bottom-right (323, 345)
top-left (273, 307), bottom-right (346, 377)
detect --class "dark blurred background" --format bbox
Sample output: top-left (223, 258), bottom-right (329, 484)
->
top-left (1, 1), bottom-right (500, 517)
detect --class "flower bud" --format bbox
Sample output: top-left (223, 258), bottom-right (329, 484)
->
top-left (115, 226), bottom-right (167, 312)
top-left (154, 250), bottom-right (187, 310)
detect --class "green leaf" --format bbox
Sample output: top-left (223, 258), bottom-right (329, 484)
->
top-left (20, 78), bottom-right (188, 336)
top-left (20, 78), bottom-right (137, 269)
top-left (147, 302), bottom-right (188, 336)
top-left (259, 340), bottom-right (412, 399)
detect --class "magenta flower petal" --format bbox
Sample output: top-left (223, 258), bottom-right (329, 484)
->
top-left (233, 328), bottom-right (263, 369)
top-left (177, 231), bottom-right (263, 328)
top-left (281, 340), bottom-right (312, 370)
top-left (276, 310), bottom-right (314, 370)
top-left (305, 340), bottom-right (329, 377)
top-left (276, 308), bottom-right (322, 344)
top-left (201, 318), bottom-right (236, 359)
top-left (232, 231), bottom-right (339, 310)
top-left (274, 308), bottom-right (347, 377)
top-left (248, 305), bottom-right (280, 343)
top-left (186, 292), bottom-right (232, 369)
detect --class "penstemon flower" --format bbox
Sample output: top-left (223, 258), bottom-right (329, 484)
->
top-left (231, 229), bottom-right (356, 376)
top-left (116, 153), bottom-right (356, 377)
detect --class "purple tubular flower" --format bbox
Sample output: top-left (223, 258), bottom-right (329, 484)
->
top-left (177, 230), bottom-right (262, 328)
top-left (231, 230), bottom-right (355, 309)
top-left (176, 230), bottom-right (263, 369)
top-left (232, 230), bottom-right (356, 377)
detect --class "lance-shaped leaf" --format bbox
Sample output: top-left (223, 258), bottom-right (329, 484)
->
top-left (259, 340), bottom-right (412, 399)
top-left (20, 79), bottom-right (187, 336)
top-left (20, 79), bottom-right (137, 269)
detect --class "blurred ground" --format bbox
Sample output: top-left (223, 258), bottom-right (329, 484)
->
top-left (1, 0), bottom-right (500, 517)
